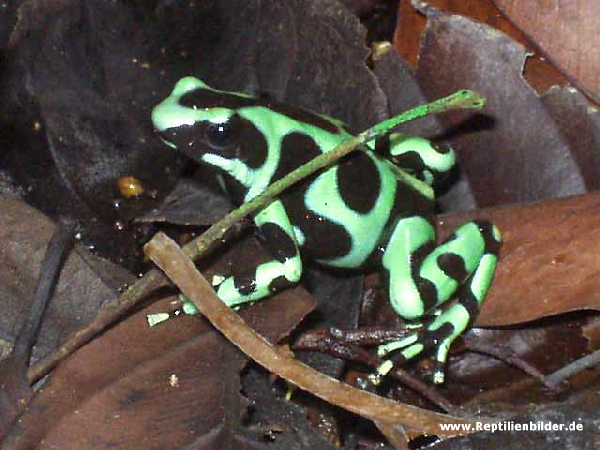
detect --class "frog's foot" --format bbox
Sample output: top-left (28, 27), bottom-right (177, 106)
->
top-left (374, 302), bottom-right (474, 384)
top-left (375, 255), bottom-right (501, 384)
top-left (178, 294), bottom-right (201, 315)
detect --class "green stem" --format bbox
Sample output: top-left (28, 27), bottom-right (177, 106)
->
top-left (365, 90), bottom-right (485, 140)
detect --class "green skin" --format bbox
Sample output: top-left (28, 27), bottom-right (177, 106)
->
top-left (152, 77), bottom-right (502, 383)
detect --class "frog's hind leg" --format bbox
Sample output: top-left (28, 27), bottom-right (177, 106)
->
top-left (376, 218), bottom-right (501, 383)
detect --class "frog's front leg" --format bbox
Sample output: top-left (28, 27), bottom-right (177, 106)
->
top-left (215, 199), bottom-right (303, 307)
top-left (375, 217), bottom-right (501, 384)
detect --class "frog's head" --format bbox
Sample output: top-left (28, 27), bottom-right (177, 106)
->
top-left (152, 77), bottom-right (264, 186)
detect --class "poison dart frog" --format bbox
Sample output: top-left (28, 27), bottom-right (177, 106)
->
top-left (151, 77), bottom-right (501, 383)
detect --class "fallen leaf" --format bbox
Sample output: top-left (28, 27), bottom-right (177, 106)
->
top-left (437, 193), bottom-right (600, 326)
top-left (0, 236), bottom-right (314, 450)
top-left (541, 86), bottom-right (600, 191)
top-left (139, 177), bottom-right (233, 227)
top-left (395, 0), bottom-right (570, 94)
top-left (0, 196), bottom-right (128, 363)
top-left (416, 9), bottom-right (589, 207)
top-left (493, 0), bottom-right (600, 104)
top-left (450, 320), bottom-right (589, 395)
top-left (0, 218), bottom-right (75, 436)
top-left (242, 366), bottom-right (340, 450)
top-left (0, 355), bottom-right (31, 438)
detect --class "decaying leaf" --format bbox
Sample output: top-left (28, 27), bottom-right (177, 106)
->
top-left (0, 217), bottom-right (75, 437)
top-left (0, 236), bottom-right (314, 450)
top-left (417, 10), bottom-right (588, 206)
top-left (242, 366), bottom-right (340, 450)
top-left (138, 177), bottom-right (233, 227)
top-left (438, 193), bottom-right (600, 326)
top-left (396, 0), bottom-right (570, 94)
top-left (0, 196), bottom-right (133, 438)
top-left (0, 196), bottom-right (128, 363)
top-left (493, 0), bottom-right (600, 104)
top-left (451, 321), bottom-right (590, 396)
top-left (541, 86), bottom-right (600, 191)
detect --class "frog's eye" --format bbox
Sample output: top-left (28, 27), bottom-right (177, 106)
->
top-left (205, 115), bottom-right (240, 149)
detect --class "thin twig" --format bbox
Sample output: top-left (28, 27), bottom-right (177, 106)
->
top-left (297, 326), bottom-right (416, 346)
top-left (16, 219), bottom-right (75, 363)
top-left (463, 337), bottom-right (551, 388)
top-left (544, 349), bottom-right (600, 390)
top-left (294, 329), bottom-right (457, 413)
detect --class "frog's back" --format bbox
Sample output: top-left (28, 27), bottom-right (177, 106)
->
top-left (280, 146), bottom-right (434, 270)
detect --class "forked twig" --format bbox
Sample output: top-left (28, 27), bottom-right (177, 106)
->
top-left (145, 232), bottom-right (488, 438)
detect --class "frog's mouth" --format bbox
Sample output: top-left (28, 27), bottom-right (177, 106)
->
top-left (157, 125), bottom-right (210, 162)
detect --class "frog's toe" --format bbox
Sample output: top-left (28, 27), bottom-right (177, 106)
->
top-left (179, 294), bottom-right (201, 315)
top-left (375, 320), bottom-right (460, 384)
top-left (376, 326), bottom-right (436, 359)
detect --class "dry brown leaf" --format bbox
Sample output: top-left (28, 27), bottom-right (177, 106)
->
top-left (1, 237), bottom-right (314, 449)
top-left (416, 10), bottom-right (590, 206)
top-left (438, 193), bottom-right (600, 326)
top-left (0, 223), bottom-right (314, 449)
top-left (394, 0), bottom-right (568, 94)
top-left (0, 196), bottom-right (126, 362)
top-left (493, 0), bottom-right (600, 104)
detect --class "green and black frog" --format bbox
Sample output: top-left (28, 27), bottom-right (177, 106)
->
top-left (151, 77), bottom-right (501, 383)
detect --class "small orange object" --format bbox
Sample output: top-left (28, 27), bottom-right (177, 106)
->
top-left (117, 176), bottom-right (144, 197)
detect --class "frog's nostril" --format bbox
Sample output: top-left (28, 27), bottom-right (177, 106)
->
top-left (160, 127), bottom-right (180, 142)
